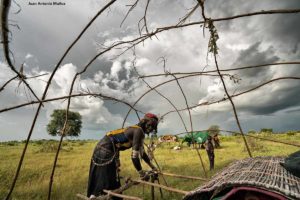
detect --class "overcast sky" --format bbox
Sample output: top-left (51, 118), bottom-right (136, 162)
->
top-left (0, 0), bottom-right (300, 141)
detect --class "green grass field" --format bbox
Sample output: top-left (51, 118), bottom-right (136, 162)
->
top-left (0, 133), bottom-right (299, 200)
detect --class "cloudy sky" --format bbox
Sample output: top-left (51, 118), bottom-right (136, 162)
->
top-left (0, 0), bottom-right (300, 141)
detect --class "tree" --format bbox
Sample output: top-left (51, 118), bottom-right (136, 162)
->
top-left (208, 125), bottom-right (220, 136)
top-left (248, 130), bottom-right (256, 134)
top-left (260, 128), bottom-right (273, 133)
top-left (47, 109), bottom-right (82, 137)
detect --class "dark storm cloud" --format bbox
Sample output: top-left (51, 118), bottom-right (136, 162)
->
top-left (266, 1), bottom-right (300, 40)
top-left (267, 12), bottom-right (300, 53)
top-left (205, 0), bottom-right (300, 44)
top-left (106, 81), bottom-right (118, 90)
top-left (237, 81), bottom-right (300, 115)
top-left (205, 0), bottom-right (240, 31)
top-left (284, 107), bottom-right (300, 114)
top-left (233, 42), bottom-right (279, 77)
top-left (118, 61), bottom-right (129, 79)
top-left (81, 59), bottom-right (113, 79)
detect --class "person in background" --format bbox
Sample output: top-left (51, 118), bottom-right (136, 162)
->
top-left (206, 135), bottom-right (215, 170)
top-left (213, 134), bottom-right (220, 148)
top-left (87, 113), bottom-right (159, 199)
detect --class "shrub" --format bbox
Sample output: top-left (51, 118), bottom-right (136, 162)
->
top-left (6, 141), bottom-right (19, 146)
top-left (32, 140), bottom-right (45, 145)
top-left (260, 128), bottom-right (273, 133)
top-left (286, 131), bottom-right (296, 136)
top-left (36, 141), bottom-right (73, 153)
top-left (243, 137), bottom-right (265, 152)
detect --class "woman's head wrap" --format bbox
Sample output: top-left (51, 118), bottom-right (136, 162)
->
top-left (143, 113), bottom-right (159, 133)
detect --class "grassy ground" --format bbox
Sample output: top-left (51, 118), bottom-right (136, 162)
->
top-left (0, 133), bottom-right (299, 200)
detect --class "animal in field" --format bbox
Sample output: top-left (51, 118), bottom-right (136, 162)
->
top-left (173, 145), bottom-right (181, 150)
top-left (158, 135), bottom-right (178, 143)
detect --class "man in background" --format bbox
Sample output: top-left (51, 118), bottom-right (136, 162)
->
top-left (206, 136), bottom-right (215, 170)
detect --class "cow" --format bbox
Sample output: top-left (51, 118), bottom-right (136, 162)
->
top-left (158, 135), bottom-right (178, 144)
top-left (173, 145), bottom-right (181, 150)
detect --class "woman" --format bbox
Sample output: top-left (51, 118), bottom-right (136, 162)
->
top-left (87, 113), bottom-right (159, 198)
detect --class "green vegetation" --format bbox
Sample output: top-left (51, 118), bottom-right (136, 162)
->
top-left (260, 128), bottom-right (273, 133)
top-left (0, 133), bottom-right (299, 199)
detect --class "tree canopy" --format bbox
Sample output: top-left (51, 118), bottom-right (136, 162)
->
top-left (208, 125), bottom-right (220, 136)
top-left (47, 109), bottom-right (82, 137)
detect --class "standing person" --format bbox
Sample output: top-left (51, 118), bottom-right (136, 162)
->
top-left (213, 134), bottom-right (220, 148)
top-left (87, 113), bottom-right (159, 199)
top-left (205, 136), bottom-right (215, 170)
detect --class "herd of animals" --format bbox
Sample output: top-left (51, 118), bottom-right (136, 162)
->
top-left (152, 132), bottom-right (220, 149)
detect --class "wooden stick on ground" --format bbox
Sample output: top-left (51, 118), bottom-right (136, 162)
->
top-left (160, 172), bottom-right (208, 181)
top-left (76, 179), bottom-right (137, 200)
top-left (77, 176), bottom-right (191, 199)
top-left (103, 189), bottom-right (142, 200)
top-left (76, 193), bottom-right (89, 200)
top-left (150, 177), bottom-right (155, 200)
top-left (133, 179), bottom-right (189, 195)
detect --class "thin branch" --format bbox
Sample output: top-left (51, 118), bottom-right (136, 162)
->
top-left (26, 73), bottom-right (48, 79)
top-left (209, 19), bottom-right (252, 157)
top-left (139, 62), bottom-right (300, 79)
top-left (120, 0), bottom-right (140, 27)
top-left (134, 67), bottom-right (188, 133)
top-left (138, 0), bottom-right (151, 35)
top-left (0, 72), bottom-right (48, 93)
top-left (12, 0), bottom-right (21, 14)
top-left (143, 144), bottom-right (169, 187)
top-left (170, 74), bottom-right (207, 178)
top-left (177, 3), bottom-right (200, 26)
top-left (47, 132), bottom-right (64, 200)
top-left (0, 92), bottom-right (144, 114)
top-left (0, 75), bottom-right (18, 92)
top-left (170, 74), bottom-right (193, 132)
top-left (197, 0), bottom-right (207, 21)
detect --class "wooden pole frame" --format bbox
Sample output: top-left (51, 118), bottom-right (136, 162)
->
top-left (133, 179), bottom-right (189, 195)
top-left (103, 189), bottom-right (142, 200)
top-left (159, 172), bottom-right (208, 181)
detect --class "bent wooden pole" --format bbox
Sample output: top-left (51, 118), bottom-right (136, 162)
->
top-left (76, 179), bottom-right (136, 200)
top-left (133, 179), bottom-right (189, 195)
top-left (103, 189), bottom-right (142, 200)
top-left (159, 172), bottom-right (208, 181)
top-left (76, 194), bottom-right (89, 200)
